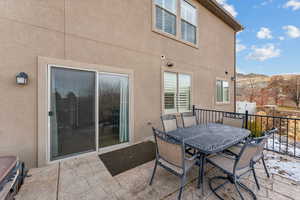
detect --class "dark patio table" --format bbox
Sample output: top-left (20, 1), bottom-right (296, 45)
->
top-left (167, 123), bottom-right (251, 193)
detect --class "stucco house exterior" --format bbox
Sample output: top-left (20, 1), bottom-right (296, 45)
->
top-left (0, 0), bottom-right (243, 168)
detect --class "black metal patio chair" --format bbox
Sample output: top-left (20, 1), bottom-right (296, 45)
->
top-left (161, 114), bottom-right (178, 132)
top-left (181, 112), bottom-right (198, 128)
top-left (207, 140), bottom-right (261, 200)
top-left (222, 116), bottom-right (245, 128)
top-left (180, 112), bottom-right (199, 155)
top-left (149, 128), bottom-right (199, 200)
top-left (225, 128), bottom-right (277, 189)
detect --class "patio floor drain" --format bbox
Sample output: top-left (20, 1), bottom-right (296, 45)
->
top-left (99, 141), bottom-right (156, 176)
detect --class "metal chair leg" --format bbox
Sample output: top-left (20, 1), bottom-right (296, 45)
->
top-left (209, 176), bottom-right (257, 200)
top-left (197, 155), bottom-right (203, 189)
top-left (234, 181), bottom-right (245, 200)
top-left (237, 181), bottom-right (257, 200)
top-left (149, 160), bottom-right (158, 185)
top-left (208, 176), bottom-right (230, 200)
top-left (252, 167), bottom-right (260, 190)
top-left (197, 162), bottom-right (201, 188)
top-left (261, 156), bottom-right (270, 178)
top-left (178, 174), bottom-right (186, 200)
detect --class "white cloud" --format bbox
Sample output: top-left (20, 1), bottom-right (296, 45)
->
top-left (261, 0), bottom-right (273, 6)
top-left (283, 25), bottom-right (300, 38)
top-left (257, 27), bottom-right (273, 39)
top-left (284, 0), bottom-right (300, 10)
top-left (216, 0), bottom-right (238, 17)
top-left (278, 36), bottom-right (285, 40)
top-left (247, 44), bottom-right (281, 61)
top-left (236, 40), bottom-right (246, 52)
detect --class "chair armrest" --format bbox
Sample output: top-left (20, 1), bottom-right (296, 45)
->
top-left (223, 149), bottom-right (238, 157)
top-left (185, 153), bottom-right (199, 161)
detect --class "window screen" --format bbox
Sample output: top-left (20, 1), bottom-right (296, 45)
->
top-left (155, 0), bottom-right (177, 35)
top-left (164, 72), bottom-right (177, 113)
top-left (178, 74), bottom-right (192, 112)
top-left (164, 72), bottom-right (192, 113)
top-left (181, 0), bottom-right (197, 44)
top-left (216, 80), bottom-right (230, 103)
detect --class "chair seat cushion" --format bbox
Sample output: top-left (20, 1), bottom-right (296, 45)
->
top-left (227, 143), bottom-right (243, 155)
top-left (227, 144), bottom-right (262, 162)
top-left (207, 154), bottom-right (250, 176)
top-left (0, 156), bottom-right (17, 183)
top-left (222, 117), bottom-right (244, 128)
top-left (158, 158), bottom-right (196, 174)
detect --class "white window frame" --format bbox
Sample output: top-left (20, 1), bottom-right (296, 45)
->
top-left (154, 0), bottom-right (178, 37)
top-left (162, 71), bottom-right (193, 114)
top-left (152, 0), bottom-right (199, 48)
top-left (216, 79), bottom-right (230, 104)
top-left (37, 57), bottom-right (134, 167)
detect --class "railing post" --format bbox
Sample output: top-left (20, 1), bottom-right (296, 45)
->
top-left (245, 110), bottom-right (249, 129)
top-left (192, 105), bottom-right (196, 116)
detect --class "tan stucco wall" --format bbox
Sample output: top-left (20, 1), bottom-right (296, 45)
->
top-left (0, 0), bottom-right (236, 168)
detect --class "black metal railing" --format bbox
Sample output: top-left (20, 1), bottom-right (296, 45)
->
top-left (192, 106), bottom-right (300, 158)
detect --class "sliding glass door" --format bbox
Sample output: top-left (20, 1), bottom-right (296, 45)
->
top-left (49, 67), bottom-right (130, 161)
top-left (49, 67), bottom-right (96, 161)
top-left (98, 73), bottom-right (129, 148)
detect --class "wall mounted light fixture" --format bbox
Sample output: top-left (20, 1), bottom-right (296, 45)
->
top-left (16, 72), bottom-right (28, 85)
top-left (166, 62), bottom-right (174, 67)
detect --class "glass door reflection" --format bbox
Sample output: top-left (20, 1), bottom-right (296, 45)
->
top-left (98, 73), bottom-right (129, 148)
top-left (50, 67), bottom-right (96, 161)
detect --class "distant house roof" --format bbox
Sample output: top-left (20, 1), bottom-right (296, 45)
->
top-left (198, 0), bottom-right (244, 32)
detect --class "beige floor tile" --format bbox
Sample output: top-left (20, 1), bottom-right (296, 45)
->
top-left (16, 152), bottom-right (300, 200)
top-left (16, 163), bottom-right (59, 200)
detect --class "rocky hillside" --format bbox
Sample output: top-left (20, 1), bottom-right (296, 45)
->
top-left (236, 73), bottom-right (300, 108)
top-left (237, 73), bottom-right (270, 90)
top-left (237, 73), bottom-right (269, 80)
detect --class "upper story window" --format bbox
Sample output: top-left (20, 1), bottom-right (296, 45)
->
top-left (155, 0), bottom-right (177, 36)
top-left (216, 80), bottom-right (230, 103)
top-left (181, 0), bottom-right (197, 44)
top-left (153, 0), bottom-right (198, 46)
top-left (164, 72), bottom-right (192, 113)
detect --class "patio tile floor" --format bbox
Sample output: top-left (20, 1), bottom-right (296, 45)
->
top-left (16, 150), bottom-right (299, 200)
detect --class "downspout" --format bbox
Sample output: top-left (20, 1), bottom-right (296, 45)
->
top-left (234, 32), bottom-right (237, 112)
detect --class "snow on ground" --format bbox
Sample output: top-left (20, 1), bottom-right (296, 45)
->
top-left (267, 136), bottom-right (300, 157)
top-left (265, 153), bottom-right (300, 183)
top-left (263, 136), bottom-right (300, 183)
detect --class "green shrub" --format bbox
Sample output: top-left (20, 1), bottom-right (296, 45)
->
top-left (248, 120), bottom-right (264, 138)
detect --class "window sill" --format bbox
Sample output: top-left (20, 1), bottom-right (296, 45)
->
top-left (216, 102), bottom-right (231, 105)
top-left (164, 110), bottom-right (192, 115)
top-left (152, 29), bottom-right (198, 49)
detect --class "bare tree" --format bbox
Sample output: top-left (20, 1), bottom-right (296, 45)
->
top-left (268, 76), bottom-right (284, 105)
top-left (259, 88), bottom-right (269, 106)
top-left (287, 76), bottom-right (300, 108)
top-left (248, 78), bottom-right (257, 102)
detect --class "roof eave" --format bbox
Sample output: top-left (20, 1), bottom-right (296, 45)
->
top-left (198, 0), bottom-right (244, 32)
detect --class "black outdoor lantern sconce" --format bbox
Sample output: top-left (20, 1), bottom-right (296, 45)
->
top-left (166, 62), bottom-right (174, 67)
top-left (16, 72), bottom-right (29, 85)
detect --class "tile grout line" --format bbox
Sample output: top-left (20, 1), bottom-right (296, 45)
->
top-left (56, 162), bottom-right (61, 200)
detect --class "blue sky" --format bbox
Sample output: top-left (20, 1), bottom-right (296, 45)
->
top-left (217, 0), bottom-right (300, 75)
